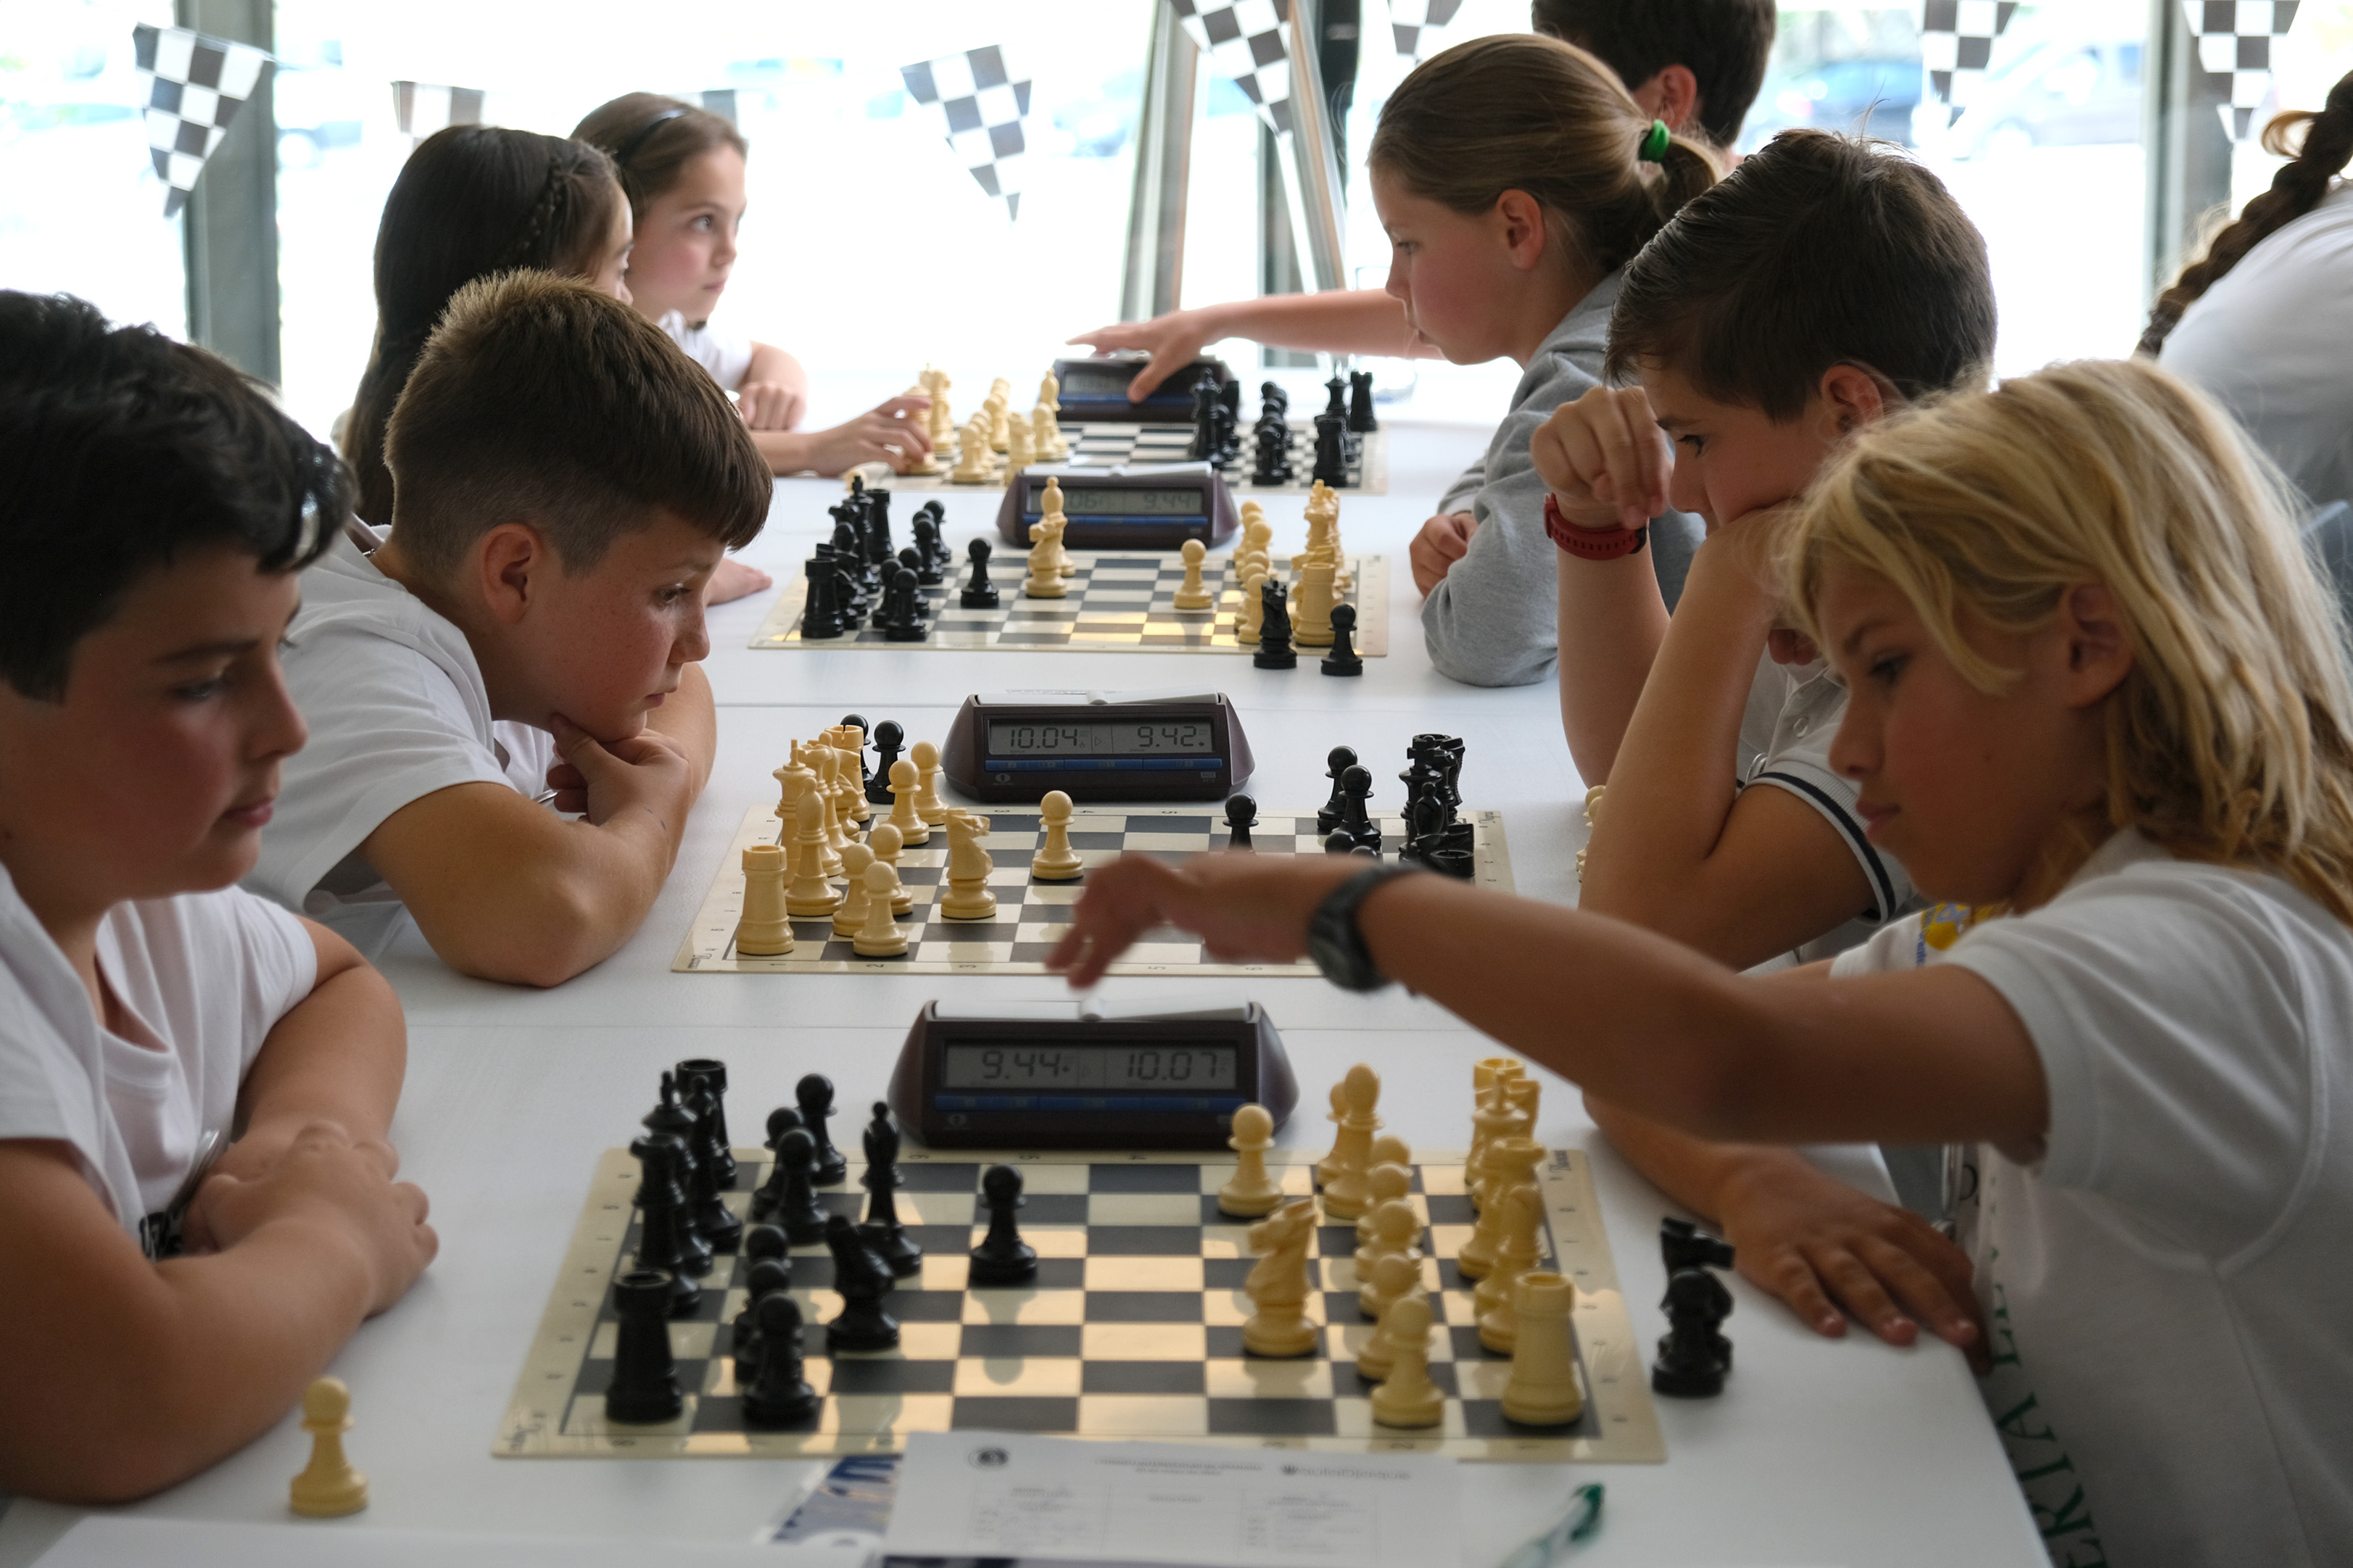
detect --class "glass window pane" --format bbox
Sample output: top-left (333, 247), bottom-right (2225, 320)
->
top-left (2228, 2), bottom-right (2353, 210)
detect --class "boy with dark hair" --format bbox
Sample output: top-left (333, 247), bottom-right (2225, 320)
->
top-left (247, 270), bottom-right (770, 986)
top-left (0, 292), bottom-right (436, 1501)
top-left (1532, 129), bottom-right (1997, 1349)
top-left (1531, 0), bottom-right (1777, 148)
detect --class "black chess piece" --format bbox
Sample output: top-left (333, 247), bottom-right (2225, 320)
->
top-left (901, 543), bottom-right (942, 591)
top-left (798, 555), bottom-right (846, 639)
top-left (1188, 369), bottom-right (1223, 462)
top-left (729, 1235), bottom-right (793, 1384)
top-left (674, 1058), bottom-right (735, 1182)
top-left (1259, 379), bottom-right (1289, 420)
top-left (639, 1079), bottom-right (714, 1279)
top-left (823, 1213), bottom-right (901, 1353)
top-left (1318, 747), bottom-right (1359, 836)
top-left (878, 566), bottom-right (927, 642)
top-left (772, 1127), bottom-right (831, 1245)
top-left (960, 537), bottom-right (1001, 610)
top-left (911, 516), bottom-right (946, 584)
top-left (1320, 604), bottom-right (1364, 676)
top-left (680, 1069), bottom-right (735, 1188)
top-left (1252, 419), bottom-right (1292, 486)
top-left (680, 1074), bottom-right (745, 1253)
top-left (750, 1105), bottom-right (804, 1221)
top-left (741, 1294), bottom-right (822, 1427)
top-left (867, 721), bottom-right (907, 805)
top-left (1252, 579), bottom-right (1297, 670)
top-left (919, 499), bottom-right (954, 573)
top-left (827, 503), bottom-right (874, 593)
top-left (967, 1165), bottom-right (1038, 1286)
top-left (1214, 381), bottom-right (1241, 465)
top-left (1223, 793), bottom-right (1257, 850)
top-left (1311, 412), bottom-right (1349, 486)
top-left (626, 1134), bottom-right (705, 1314)
top-left (1651, 1218), bottom-right (1737, 1398)
top-left (858, 1103), bottom-right (922, 1276)
top-left (796, 1074), bottom-right (848, 1185)
top-left (604, 1269), bottom-right (685, 1423)
top-left (1347, 368), bottom-right (1378, 433)
top-left (863, 486), bottom-right (896, 573)
top-left (1323, 373), bottom-right (1348, 420)
top-left (1333, 764), bottom-right (1380, 853)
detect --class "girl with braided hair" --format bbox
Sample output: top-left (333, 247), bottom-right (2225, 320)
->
top-left (2143, 68), bottom-right (2353, 515)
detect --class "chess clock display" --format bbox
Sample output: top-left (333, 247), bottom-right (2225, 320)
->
top-left (940, 691), bottom-right (1253, 803)
top-left (888, 1001), bottom-right (1299, 1149)
top-left (1050, 354), bottom-right (1231, 423)
top-left (993, 464), bottom-right (1240, 550)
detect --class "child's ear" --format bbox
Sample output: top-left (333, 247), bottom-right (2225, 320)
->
top-left (1494, 189), bottom-right (1548, 270)
top-left (1816, 364), bottom-right (1893, 439)
top-left (2058, 583), bottom-right (2133, 705)
top-left (475, 523), bottom-right (549, 626)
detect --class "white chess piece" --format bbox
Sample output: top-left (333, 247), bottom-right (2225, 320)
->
top-left (1457, 1136), bottom-right (1542, 1279)
top-left (1500, 1271), bottom-right (1585, 1426)
top-left (785, 788), bottom-right (843, 917)
top-left (1173, 538), bottom-right (1213, 610)
top-left (1368, 1297), bottom-right (1445, 1428)
top-left (1353, 1253), bottom-right (1427, 1382)
top-left (852, 860), bottom-right (911, 957)
top-left (1475, 1183), bottom-right (1547, 1351)
top-left (289, 1377), bottom-right (368, 1517)
top-left (940, 809), bottom-right (997, 920)
top-left (1355, 1135), bottom-right (1412, 1245)
top-left (951, 418), bottom-right (993, 484)
top-left (1029, 789), bottom-right (1084, 881)
top-left (925, 365), bottom-right (953, 441)
top-left (832, 842), bottom-right (875, 937)
top-left (1315, 1064), bottom-right (1382, 1216)
top-left (1236, 567), bottom-right (1268, 644)
top-left (1241, 1199), bottom-right (1319, 1357)
top-left (735, 845), bottom-right (793, 956)
top-left (900, 387), bottom-right (940, 473)
top-left (1024, 510), bottom-right (1067, 600)
top-left (887, 758), bottom-right (930, 845)
top-left (1293, 557), bottom-right (1337, 648)
top-left (868, 821), bottom-right (916, 914)
top-left (986, 390), bottom-right (1010, 452)
top-left (1005, 410), bottom-right (1034, 473)
top-left (835, 724), bottom-right (874, 824)
top-left (912, 740), bottom-right (950, 826)
top-left (1218, 1103), bottom-right (1283, 1217)
top-left (1353, 1200), bottom-right (1423, 1319)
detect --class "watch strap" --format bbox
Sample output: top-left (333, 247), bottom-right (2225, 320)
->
top-left (1307, 864), bottom-right (1423, 992)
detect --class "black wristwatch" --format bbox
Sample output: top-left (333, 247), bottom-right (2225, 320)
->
top-left (1307, 865), bottom-right (1423, 991)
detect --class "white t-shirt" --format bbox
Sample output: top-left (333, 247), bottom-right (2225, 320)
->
top-left (0, 865), bottom-right (315, 1251)
top-left (2163, 181), bottom-right (2353, 515)
top-left (246, 531), bottom-right (553, 956)
top-left (658, 309), bottom-right (753, 394)
top-left (1831, 831), bottom-right (2353, 1567)
top-left (1737, 650), bottom-right (1916, 962)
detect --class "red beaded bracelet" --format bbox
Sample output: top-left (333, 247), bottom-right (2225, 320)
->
top-left (1545, 494), bottom-right (1649, 560)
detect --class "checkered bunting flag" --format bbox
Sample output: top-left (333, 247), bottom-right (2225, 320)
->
top-left (1170, 0), bottom-right (1296, 136)
top-left (1916, 0), bottom-right (2019, 128)
top-left (1388, 0), bottom-right (1464, 61)
top-left (2183, 1), bottom-right (2302, 140)
top-left (132, 23), bottom-right (273, 217)
top-left (392, 80), bottom-right (487, 141)
top-left (901, 46), bottom-right (1032, 220)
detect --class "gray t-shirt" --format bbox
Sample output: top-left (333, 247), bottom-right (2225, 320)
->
top-left (1420, 271), bottom-right (1703, 688)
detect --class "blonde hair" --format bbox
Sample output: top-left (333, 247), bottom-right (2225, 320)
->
top-left (1365, 33), bottom-right (1719, 283)
top-left (1783, 358), bottom-right (2353, 925)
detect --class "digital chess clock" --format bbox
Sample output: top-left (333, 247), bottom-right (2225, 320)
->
top-left (1050, 354), bottom-right (1231, 423)
top-left (993, 464), bottom-right (1239, 550)
top-left (940, 690), bottom-right (1254, 804)
top-left (888, 1000), bottom-right (1299, 1149)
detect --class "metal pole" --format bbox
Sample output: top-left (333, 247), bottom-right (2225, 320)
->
top-left (1280, 0), bottom-right (1349, 292)
top-left (1120, 4), bottom-right (1199, 323)
top-left (177, 0), bottom-right (279, 382)
top-left (2141, 0), bottom-right (2234, 303)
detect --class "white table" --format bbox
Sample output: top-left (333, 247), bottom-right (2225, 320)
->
top-left (0, 423), bottom-right (2040, 1567)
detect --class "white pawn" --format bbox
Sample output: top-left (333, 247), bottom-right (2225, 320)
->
top-left (899, 388), bottom-right (939, 473)
top-left (913, 740), bottom-right (949, 826)
top-left (1236, 567), bottom-right (1268, 644)
top-left (1217, 1103), bottom-right (1283, 1218)
top-left (1353, 1200), bottom-right (1423, 1320)
top-left (869, 821), bottom-right (916, 914)
top-left (940, 810), bottom-right (997, 921)
top-left (1475, 1184), bottom-right (1547, 1352)
top-left (1500, 1271), bottom-right (1585, 1427)
top-left (888, 758), bottom-right (930, 845)
top-left (1457, 1135), bottom-right (1542, 1279)
top-left (832, 842), bottom-right (875, 937)
top-left (1030, 789), bottom-right (1084, 881)
top-left (1368, 1297), bottom-right (1444, 1429)
top-left (786, 788), bottom-right (843, 918)
top-left (950, 419), bottom-right (993, 484)
top-left (853, 860), bottom-right (910, 957)
top-left (1173, 538), bottom-right (1213, 610)
top-left (1316, 1064), bottom-right (1382, 1218)
top-left (1353, 1253), bottom-right (1426, 1382)
top-left (289, 1377), bottom-right (368, 1517)
top-left (835, 725), bottom-right (874, 825)
top-left (735, 845), bottom-right (793, 956)
top-left (1355, 1134), bottom-right (1413, 1247)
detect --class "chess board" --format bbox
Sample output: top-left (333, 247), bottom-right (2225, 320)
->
top-left (874, 420), bottom-right (1389, 497)
top-left (749, 551), bottom-right (1390, 656)
top-left (673, 802), bottom-right (1513, 975)
top-left (495, 1145), bottom-right (1663, 1463)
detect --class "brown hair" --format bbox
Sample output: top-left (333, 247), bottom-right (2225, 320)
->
top-left (346, 127), bottom-right (624, 528)
top-left (1367, 35), bottom-right (1719, 286)
top-left (383, 271), bottom-right (769, 579)
top-left (2138, 70), bottom-right (2353, 357)
top-left (572, 93), bottom-right (748, 224)
top-left (1531, 0), bottom-right (1777, 148)
top-left (1605, 130), bottom-right (1995, 421)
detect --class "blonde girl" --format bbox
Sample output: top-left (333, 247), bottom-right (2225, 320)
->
top-left (1361, 33), bottom-right (1719, 686)
top-left (1047, 358), bottom-right (2353, 1566)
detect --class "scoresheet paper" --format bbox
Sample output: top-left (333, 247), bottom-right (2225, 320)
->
top-left (883, 1432), bottom-right (1463, 1568)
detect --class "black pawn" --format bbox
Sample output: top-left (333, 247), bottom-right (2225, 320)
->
top-left (866, 721), bottom-right (906, 805)
top-left (823, 1213), bottom-right (901, 1353)
top-left (1253, 578), bottom-right (1297, 670)
top-left (1311, 412), bottom-right (1349, 486)
top-left (1347, 368), bottom-right (1378, 433)
top-left (627, 1134), bottom-right (705, 1313)
top-left (960, 537), bottom-right (1001, 610)
top-left (682, 1069), bottom-right (737, 1192)
top-left (1259, 379), bottom-right (1289, 420)
top-left (911, 516), bottom-right (946, 585)
top-left (772, 1127), bottom-right (831, 1245)
top-left (1252, 419), bottom-right (1291, 486)
top-left (604, 1269), bottom-right (685, 1424)
top-left (729, 1248), bottom-right (793, 1384)
top-left (859, 1103), bottom-right (922, 1275)
top-left (750, 1105), bottom-right (803, 1221)
top-left (797, 1074), bottom-right (848, 1185)
top-left (1320, 604), bottom-right (1364, 676)
top-left (879, 566), bottom-right (927, 642)
top-left (674, 1058), bottom-right (735, 1183)
top-left (1337, 763), bottom-right (1381, 853)
top-left (1317, 746), bottom-right (1359, 835)
top-left (901, 543), bottom-right (940, 590)
top-left (741, 1294), bottom-right (822, 1427)
top-left (1223, 793), bottom-right (1257, 850)
top-left (967, 1165), bottom-right (1038, 1286)
top-left (919, 499), bottom-right (954, 572)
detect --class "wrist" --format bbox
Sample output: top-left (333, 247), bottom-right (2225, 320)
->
top-left (1545, 494), bottom-right (1647, 561)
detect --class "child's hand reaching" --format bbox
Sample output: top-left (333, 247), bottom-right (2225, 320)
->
top-left (798, 395), bottom-right (934, 476)
top-left (1048, 853), bottom-right (1359, 988)
top-left (1067, 310), bottom-right (1215, 402)
top-left (1409, 510), bottom-right (1477, 594)
top-left (1530, 385), bottom-right (1674, 532)
top-left (184, 1121), bottom-right (437, 1316)
top-left (736, 379), bottom-right (806, 431)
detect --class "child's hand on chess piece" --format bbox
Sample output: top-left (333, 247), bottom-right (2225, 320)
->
top-left (1409, 510), bottom-right (1477, 595)
top-left (1048, 853), bottom-right (1361, 987)
top-left (1529, 383), bottom-right (1671, 534)
top-left (184, 1121), bottom-right (438, 1316)
top-left (735, 377), bottom-right (806, 432)
top-left (793, 396), bottom-right (935, 476)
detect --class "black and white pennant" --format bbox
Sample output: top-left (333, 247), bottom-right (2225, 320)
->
top-left (132, 22), bottom-right (273, 217)
top-left (1170, 0), bottom-right (1296, 135)
top-left (2182, 0), bottom-right (2302, 140)
top-left (391, 80), bottom-right (487, 141)
top-left (1916, 0), bottom-right (2019, 129)
top-left (901, 46), bottom-right (1032, 219)
top-left (1388, 0), bottom-right (1465, 62)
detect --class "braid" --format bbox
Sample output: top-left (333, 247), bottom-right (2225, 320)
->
top-left (499, 155), bottom-right (571, 271)
top-left (2139, 68), bottom-right (2353, 357)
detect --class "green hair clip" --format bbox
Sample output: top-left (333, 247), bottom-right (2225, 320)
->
top-left (1639, 119), bottom-right (1671, 162)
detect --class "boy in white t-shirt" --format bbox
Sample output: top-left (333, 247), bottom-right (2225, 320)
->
top-left (247, 270), bottom-right (771, 984)
top-left (0, 294), bottom-right (435, 1501)
top-left (1049, 360), bottom-right (2353, 1567)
